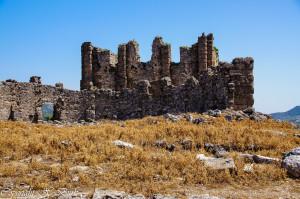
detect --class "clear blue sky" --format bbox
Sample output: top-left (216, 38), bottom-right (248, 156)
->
top-left (0, 0), bottom-right (299, 114)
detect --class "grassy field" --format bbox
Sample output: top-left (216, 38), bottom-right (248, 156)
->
top-left (0, 114), bottom-right (299, 197)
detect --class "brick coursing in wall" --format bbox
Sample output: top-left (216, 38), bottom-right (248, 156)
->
top-left (0, 33), bottom-right (254, 122)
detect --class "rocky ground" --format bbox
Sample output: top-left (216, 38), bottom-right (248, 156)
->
top-left (0, 108), bottom-right (299, 198)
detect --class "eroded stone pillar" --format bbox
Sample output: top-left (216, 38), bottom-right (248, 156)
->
top-left (126, 40), bottom-right (140, 89)
top-left (198, 33), bottom-right (207, 72)
top-left (161, 44), bottom-right (171, 77)
top-left (81, 42), bottom-right (93, 90)
top-left (207, 33), bottom-right (214, 67)
top-left (116, 44), bottom-right (127, 91)
top-left (151, 36), bottom-right (171, 79)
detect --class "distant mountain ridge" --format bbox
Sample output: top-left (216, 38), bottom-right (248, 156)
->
top-left (271, 106), bottom-right (300, 124)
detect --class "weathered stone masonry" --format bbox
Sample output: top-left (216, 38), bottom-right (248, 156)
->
top-left (0, 33), bottom-right (254, 122)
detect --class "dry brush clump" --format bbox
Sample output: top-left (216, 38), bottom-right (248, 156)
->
top-left (0, 115), bottom-right (299, 196)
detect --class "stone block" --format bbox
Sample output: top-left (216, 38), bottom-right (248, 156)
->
top-left (29, 76), bottom-right (41, 84)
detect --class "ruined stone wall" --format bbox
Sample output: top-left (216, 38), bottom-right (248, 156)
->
top-left (0, 34), bottom-right (253, 123)
top-left (81, 34), bottom-right (219, 91)
top-left (92, 48), bottom-right (117, 90)
top-left (229, 58), bottom-right (254, 110)
top-left (0, 80), bottom-right (88, 122)
top-left (0, 56), bottom-right (253, 123)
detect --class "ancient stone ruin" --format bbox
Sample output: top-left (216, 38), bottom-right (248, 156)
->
top-left (0, 33), bottom-right (254, 123)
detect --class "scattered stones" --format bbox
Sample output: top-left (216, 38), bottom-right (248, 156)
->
top-left (282, 155), bottom-right (300, 178)
top-left (193, 117), bottom-right (207, 124)
top-left (238, 153), bottom-right (254, 163)
top-left (152, 139), bottom-right (195, 151)
top-left (282, 152), bottom-right (288, 158)
top-left (61, 141), bottom-right (72, 146)
top-left (12, 162), bottom-right (29, 169)
top-left (164, 114), bottom-right (180, 122)
top-left (282, 147), bottom-right (300, 178)
top-left (54, 120), bottom-right (63, 125)
top-left (243, 107), bottom-right (255, 115)
top-left (166, 143), bottom-right (177, 152)
top-left (263, 130), bottom-right (288, 136)
top-left (152, 140), bottom-right (181, 152)
top-left (242, 107), bottom-right (271, 121)
top-left (196, 154), bottom-right (236, 172)
top-left (186, 194), bottom-right (224, 199)
top-left (184, 114), bottom-right (193, 122)
top-left (253, 155), bottom-right (281, 164)
top-left (20, 156), bottom-right (43, 163)
top-left (203, 144), bottom-right (228, 158)
top-left (249, 113), bottom-right (261, 121)
top-left (112, 140), bottom-right (134, 149)
top-left (152, 140), bottom-right (167, 148)
top-left (69, 165), bottom-right (90, 173)
top-left (255, 112), bottom-right (268, 120)
top-left (293, 124), bottom-right (300, 130)
top-left (30, 170), bottom-right (40, 175)
top-left (196, 154), bottom-right (212, 160)
top-left (248, 112), bottom-right (272, 121)
top-left (213, 146), bottom-right (228, 158)
top-left (72, 176), bottom-right (79, 182)
top-left (152, 193), bottom-right (176, 199)
top-left (92, 189), bottom-right (145, 199)
top-left (182, 138), bottom-right (193, 150)
top-left (229, 110), bottom-right (245, 121)
top-left (286, 147), bottom-right (300, 156)
top-left (224, 114), bottom-right (232, 122)
top-left (204, 143), bottom-right (214, 152)
top-left (207, 109), bottom-right (222, 117)
top-left (50, 163), bottom-right (61, 167)
top-left (235, 114), bottom-right (244, 121)
top-left (243, 164), bottom-right (254, 173)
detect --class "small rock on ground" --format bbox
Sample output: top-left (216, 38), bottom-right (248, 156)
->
top-left (196, 154), bottom-right (236, 172)
top-left (282, 155), bottom-right (300, 178)
top-left (253, 155), bottom-right (281, 164)
top-left (112, 140), bottom-right (134, 149)
top-left (164, 114), bottom-right (180, 122)
top-left (282, 147), bottom-right (300, 178)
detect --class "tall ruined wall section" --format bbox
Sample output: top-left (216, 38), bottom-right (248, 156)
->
top-left (92, 48), bottom-right (118, 90)
top-left (229, 58), bottom-right (254, 110)
top-left (0, 34), bottom-right (253, 123)
top-left (171, 33), bottom-right (219, 86)
top-left (81, 33), bottom-right (220, 91)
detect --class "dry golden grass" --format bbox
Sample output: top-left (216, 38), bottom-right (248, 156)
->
top-left (0, 114), bottom-right (299, 196)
